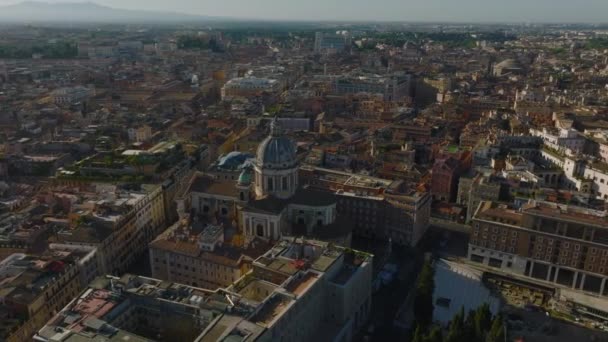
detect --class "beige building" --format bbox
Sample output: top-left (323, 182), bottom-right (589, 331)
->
top-left (36, 238), bottom-right (373, 342)
top-left (56, 184), bottom-right (166, 275)
top-left (209, 237), bottom-right (374, 342)
top-left (299, 165), bottom-right (431, 247)
top-left (0, 252), bottom-right (84, 342)
top-left (127, 125), bottom-right (153, 142)
top-left (470, 200), bottom-right (608, 299)
top-left (149, 219), bottom-right (270, 289)
top-left (221, 77), bottom-right (281, 100)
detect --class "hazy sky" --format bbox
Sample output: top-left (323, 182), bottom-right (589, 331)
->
top-left (1, 0), bottom-right (607, 23)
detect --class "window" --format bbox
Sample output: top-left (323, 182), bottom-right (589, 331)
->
top-left (282, 177), bottom-right (287, 190)
top-left (268, 178), bottom-right (274, 191)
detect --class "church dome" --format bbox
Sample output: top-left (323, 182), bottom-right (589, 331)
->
top-left (238, 167), bottom-right (252, 186)
top-left (256, 118), bottom-right (297, 169)
top-left (217, 151), bottom-right (254, 170)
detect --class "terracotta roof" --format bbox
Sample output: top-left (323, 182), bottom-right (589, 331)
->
top-left (190, 174), bottom-right (240, 198)
top-left (289, 187), bottom-right (337, 206)
top-left (149, 237), bottom-right (271, 267)
top-left (243, 196), bottom-right (288, 215)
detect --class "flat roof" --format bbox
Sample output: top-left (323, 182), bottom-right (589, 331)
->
top-left (250, 293), bottom-right (294, 327)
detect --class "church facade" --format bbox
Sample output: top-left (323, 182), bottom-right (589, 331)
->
top-left (190, 118), bottom-right (352, 247)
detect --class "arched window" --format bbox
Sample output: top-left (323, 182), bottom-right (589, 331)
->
top-left (240, 192), bottom-right (245, 201)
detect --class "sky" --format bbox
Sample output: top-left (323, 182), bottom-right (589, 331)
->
top-left (0, 0), bottom-right (607, 23)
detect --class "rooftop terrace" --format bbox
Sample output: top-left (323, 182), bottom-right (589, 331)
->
top-left (249, 293), bottom-right (294, 327)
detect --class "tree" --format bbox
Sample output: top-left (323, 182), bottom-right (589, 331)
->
top-left (486, 316), bottom-right (505, 342)
top-left (474, 303), bottom-right (493, 341)
top-left (445, 307), bottom-right (466, 342)
top-left (463, 309), bottom-right (477, 342)
top-left (413, 261), bottom-right (435, 330)
top-left (412, 324), bottom-right (425, 342)
top-left (427, 325), bottom-right (443, 342)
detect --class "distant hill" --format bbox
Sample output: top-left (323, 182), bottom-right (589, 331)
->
top-left (0, 1), bottom-right (215, 23)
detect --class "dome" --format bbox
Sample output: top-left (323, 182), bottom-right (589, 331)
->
top-left (217, 151), bottom-right (254, 170)
top-left (256, 119), bottom-right (297, 168)
top-left (496, 59), bottom-right (521, 69)
top-left (238, 167), bottom-right (252, 186)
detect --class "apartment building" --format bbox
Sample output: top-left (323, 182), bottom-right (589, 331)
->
top-left (34, 274), bottom-right (233, 342)
top-left (299, 165), bottom-right (431, 246)
top-left (0, 252), bottom-right (84, 342)
top-left (56, 184), bottom-right (166, 276)
top-left (470, 200), bottom-right (608, 298)
top-left (36, 238), bottom-right (373, 342)
top-left (221, 77), bottom-right (281, 100)
top-left (214, 238), bottom-right (373, 342)
top-left (314, 32), bottom-right (351, 54)
top-left (149, 219), bottom-right (270, 290)
top-left (332, 73), bottom-right (412, 102)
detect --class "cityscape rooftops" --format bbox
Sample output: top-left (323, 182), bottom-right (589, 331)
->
top-left (224, 77), bottom-right (279, 88)
top-left (150, 218), bottom-right (270, 265)
top-left (35, 274), bottom-right (245, 342)
top-left (189, 173), bottom-right (241, 198)
top-left (521, 200), bottom-right (608, 228)
top-left (475, 200), bottom-right (608, 228)
top-left (37, 237), bottom-right (372, 342)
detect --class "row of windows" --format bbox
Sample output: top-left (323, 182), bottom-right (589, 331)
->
top-left (470, 239), bottom-right (516, 254)
top-left (266, 174), bottom-right (295, 191)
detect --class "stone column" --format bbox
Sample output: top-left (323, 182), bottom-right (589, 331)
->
top-left (600, 278), bottom-right (607, 296)
top-left (579, 273), bottom-right (586, 290)
top-left (553, 267), bottom-right (559, 283)
top-left (573, 272), bottom-right (579, 289)
top-left (528, 261), bottom-right (535, 277)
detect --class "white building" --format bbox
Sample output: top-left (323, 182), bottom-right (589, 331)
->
top-left (127, 125), bottom-right (152, 142)
top-left (531, 127), bottom-right (586, 155)
top-left (221, 77), bottom-right (281, 99)
top-left (51, 86), bottom-right (93, 105)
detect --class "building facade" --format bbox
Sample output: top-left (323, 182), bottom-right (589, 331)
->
top-left (299, 165), bottom-right (431, 247)
top-left (36, 238), bottom-right (373, 342)
top-left (470, 201), bottom-right (608, 298)
top-left (0, 252), bottom-right (84, 342)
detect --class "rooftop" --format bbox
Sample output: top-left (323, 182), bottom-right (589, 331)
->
top-left (249, 293), bottom-right (294, 327)
top-left (150, 219), bottom-right (270, 266)
top-left (522, 201), bottom-right (608, 228)
top-left (36, 274), bottom-right (242, 342)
